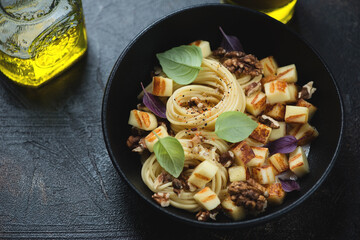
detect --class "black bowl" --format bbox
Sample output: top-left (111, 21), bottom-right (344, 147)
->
top-left (102, 4), bottom-right (343, 228)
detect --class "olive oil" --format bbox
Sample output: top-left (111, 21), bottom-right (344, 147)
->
top-left (0, 0), bottom-right (87, 87)
top-left (222, 0), bottom-right (297, 24)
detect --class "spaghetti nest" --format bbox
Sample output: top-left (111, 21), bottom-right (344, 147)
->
top-left (141, 130), bottom-right (229, 212)
top-left (166, 58), bottom-right (246, 133)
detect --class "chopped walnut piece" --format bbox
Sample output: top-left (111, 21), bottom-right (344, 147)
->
top-left (213, 47), bottom-right (262, 78)
top-left (196, 210), bottom-right (210, 221)
top-left (126, 136), bottom-right (147, 153)
top-left (154, 172), bottom-right (173, 189)
top-left (228, 179), bottom-right (268, 212)
top-left (244, 81), bottom-right (262, 97)
top-left (188, 96), bottom-right (207, 109)
top-left (172, 178), bottom-right (189, 195)
top-left (298, 81), bottom-right (316, 99)
top-left (218, 151), bottom-right (234, 168)
top-left (152, 192), bottom-right (170, 207)
top-left (212, 47), bottom-right (227, 58)
top-left (259, 115), bottom-right (280, 129)
top-left (195, 206), bottom-right (221, 221)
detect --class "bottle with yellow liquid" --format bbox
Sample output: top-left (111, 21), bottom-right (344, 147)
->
top-left (222, 0), bottom-right (297, 24)
top-left (0, 0), bottom-right (87, 87)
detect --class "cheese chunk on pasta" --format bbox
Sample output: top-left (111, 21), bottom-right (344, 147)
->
top-left (128, 109), bottom-right (157, 131)
top-left (221, 196), bottom-right (246, 221)
top-left (188, 160), bottom-right (218, 189)
top-left (194, 187), bottom-right (220, 211)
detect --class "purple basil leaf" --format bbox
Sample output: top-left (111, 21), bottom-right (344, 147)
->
top-left (219, 26), bottom-right (243, 52)
top-left (265, 135), bottom-right (298, 155)
top-left (141, 82), bottom-right (167, 118)
top-left (279, 178), bottom-right (300, 192)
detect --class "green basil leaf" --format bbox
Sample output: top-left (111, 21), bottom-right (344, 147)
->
top-left (156, 45), bottom-right (202, 85)
top-left (153, 134), bottom-right (185, 178)
top-left (215, 111), bottom-right (258, 143)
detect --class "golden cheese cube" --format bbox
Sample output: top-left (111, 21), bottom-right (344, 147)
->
top-left (228, 166), bottom-right (247, 182)
top-left (276, 64), bottom-right (298, 83)
top-left (152, 76), bottom-right (173, 97)
top-left (252, 165), bottom-right (276, 185)
top-left (189, 40), bottom-right (211, 58)
top-left (264, 80), bottom-right (291, 104)
top-left (296, 99), bottom-right (317, 120)
top-left (144, 126), bottom-right (169, 152)
top-left (246, 147), bottom-right (269, 167)
top-left (230, 141), bottom-right (255, 166)
top-left (194, 187), bottom-right (220, 211)
top-left (128, 109), bottom-right (158, 131)
top-left (249, 123), bottom-right (272, 144)
top-left (268, 153), bottom-right (289, 174)
top-left (289, 146), bottom-right (309, 177)
top-left (246, 91), bottom-right (267, 116)
top-left (188, 161), bottom-right (218, 189)
top-left (285, 105), bottom-right (309, 124)
top-left (260, 56), bottom-right (278, 77)
top-left (221, 196), bottom-right (246, 221)
top-left (286, 83), bottom-right (298, 103)
top-left (289, 123), bottom-right (319, 145)
top-left (269, 122), bottom-right (286, 141)
top-left (264, 103), bottom-right (286, 121)
top-left (266, 183), bottom-right (286, 205)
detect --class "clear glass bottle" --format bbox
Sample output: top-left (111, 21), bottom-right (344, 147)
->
top-left (0, 0), bottom-right (87, 87)
top-left (222, 0), bottom-right (297, 24)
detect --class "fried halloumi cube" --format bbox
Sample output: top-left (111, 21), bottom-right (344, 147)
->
top-left (128, 109), bottom-right (158, 131)
top-left (194, 187), bottom-right (220, 211)
top-left (246, 91), bottom-right (267, 116)
top-left (287, 83), bottom-right (298, 104)
top-left (246, 147), bottom-right (269, 167)
top-left (260, 56), bottom-right (278, 77)
top-left (252, 165), bottom-right (276, 185)
top-left (230, 141), bottom-right (255, 166)
top-left (189, 40), bottom-right (212, 58)
top-left (289, 146), bottom-right (309, 177)
top-left (188, 160), bottom-right (218, 189)
top-left (221, 196), bottom-right (246, 221)
top-left (264, 80), bottom-right (291, 104)
top-left (152, 76), bottom-right (173, 97)
top-left (276, 64), bottom-right (298, 83)
top-left (288, 123), bottom-right (319, 145)
top-left (266, 183), bottom-right (286, 205)
top-left (264, 103), bottom-right (286, 121)
top-left (228, 166), bottom-right (247, 182)
top-left (249, 123), bottom-right (272, 144)
top-left (269, 122), bottom-right (286, 141)
top-left (144, 126), bottom-right (168, 152)
top-left (268, 153), bottom-right (289, 174)
top-left (285, 105), bottom-right (309, 124)
top-left (296, 99), bottom-right (317, 120)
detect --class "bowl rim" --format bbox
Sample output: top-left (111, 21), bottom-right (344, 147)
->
top-left (101, 3), bottom-right (344, 228)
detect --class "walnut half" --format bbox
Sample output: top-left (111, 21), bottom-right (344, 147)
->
top-left (228, 179), bottom-right (268, 212)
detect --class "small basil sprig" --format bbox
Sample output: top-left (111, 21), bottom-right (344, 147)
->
top-left (156, 45), bottom-right (202, 85)
top-left (153, 132), bottom-right (185, 178)
top-left (141, 82), bottom-right (167, 118)
top-left (219, 26), bottom-right (243, 52)
top-left (265, 135), bottom-right (298, 155)
top-left (215, 111), bottom-right (258, 143)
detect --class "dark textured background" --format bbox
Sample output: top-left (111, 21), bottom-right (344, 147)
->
top-left (0, 0), bottom-right (358, 239)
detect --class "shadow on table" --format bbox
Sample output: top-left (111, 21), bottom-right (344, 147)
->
top-left (0, 53), bottom-right (88, 110)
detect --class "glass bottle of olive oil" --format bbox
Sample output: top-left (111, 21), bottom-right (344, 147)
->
top-left (0, 0), bottom-right (87, 87)
top-left (222, 0), bottom-right (297, 24)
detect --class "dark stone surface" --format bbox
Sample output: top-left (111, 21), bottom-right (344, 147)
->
top-left (0, 0), bottom-right (358, 239)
